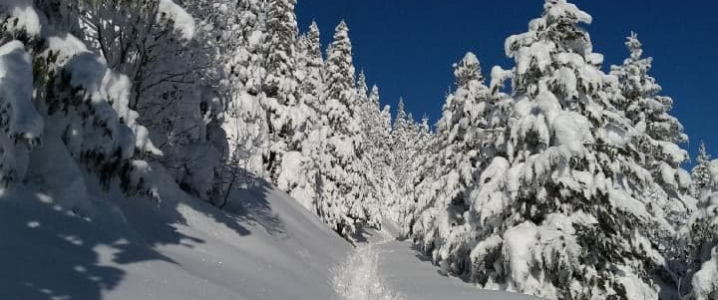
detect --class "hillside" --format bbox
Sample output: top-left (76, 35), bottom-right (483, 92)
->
top-left (0, 166), bottom-right (350, 300)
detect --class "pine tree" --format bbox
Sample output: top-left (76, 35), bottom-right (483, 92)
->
top-left (279, 21), bottom-right (324, 210)
top-left (412, 53), bottom-right (493, 270)
top-left (684, 184), bottom-right (718, 300)
top-left (263, 0), bottom-right (303, 183)
top-left (691, 142), bottom-right (714, 199)
top-left (414, 1), bottom-right (678, 298)
top-left (611, 32), bottom-right (692, 220)
top-left (389, 97), bottom-right (411, 222)
top-left (682, 143), bottom-right (718, 300)
top-left (315, 21), bottom-right (378, 238)
top-left (222, 0), bottom-right (270, 180)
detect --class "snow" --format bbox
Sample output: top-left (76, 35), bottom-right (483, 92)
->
top-left (515, 42), bottom-right (555, 76)
top-left (544, 0), bottom-right (592, 25)
top-left (0, 170), bottom-right (350, 300)
top-left (158, 0), bottom-right (197, 41)
top-left (490, 66), bottom-right (512, 92)
top-left (692, 247), bottom-right (718, 300)
top-left (502, 222), bottom-right (542, 294)
top-left (0, 0), bottom-right (42, 38)
top-left (0, 41), bottom-right (43, 142)
top-left (333, 231), bottom-right (405, 300)
top-left (552, 111), bottom-right (592, 155)
top-left (375, 238), bottom-right (543, 300)
top-left (0, 165), bottom-right (552, 300)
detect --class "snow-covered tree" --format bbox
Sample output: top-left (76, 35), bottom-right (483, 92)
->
top-left (263, 0), bottom-right (302, 182)
top-left (411, 1), bottom-right (681, 299)
top-left (277, 21), bottom-right (324, 210)
top-left (0, 0), bottom-right (161, 196)
top-left (611, 32), bottom-right (693, 223)
top-left (684, 174), bottom-right (718, 300)
top-left (691, 142), bottom-right (714, 199)
top-left (681, 143), bottom-right (718, 300)
top-left (411, 52), bottom-right (494, 265)
top-left (221, 0), bottom-right (270, 180)
top-left (388, 97), bottom-right (413, 221)
top-left (315, 21), bottom-right (379, 238)
top-left (610, 34), bottom-right (695, 283)
top-left (357, 84), bottom-right (398, 226)
top-left (353, 71), bottom-right (382, 229)
top-left (68, 0), bottom-right (197, 109)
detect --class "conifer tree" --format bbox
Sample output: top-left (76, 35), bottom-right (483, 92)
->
top-left (416, 1), bottom-right (679, 298)
top-left (1, 1), bottom-right (161, 196)
top-left (609, 35), bottom-right (696, 282)
top-left (222, 0), bottom-right (270, 179)
top-left (611, 32), bottom-right (693, 223)
top-left (315, 21), bottom-right (378, 238)
top-left (263, 0), bottom-right (302, 182)
top-left (389, 97), bottom-right (412, 221)
top-left (412, 52), bottom-right (493, 266)
top-left (279, 21), bottom-right (324, 210)
top-left (691, 142), bottom-right (714, 199)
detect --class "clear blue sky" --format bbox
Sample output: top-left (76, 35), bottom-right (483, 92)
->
top-left (296, 0), bottom-right (718, 164)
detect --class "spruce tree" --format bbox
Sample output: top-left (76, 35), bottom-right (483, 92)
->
top-left (389, 97), bottom-right (411, 222)
top-left (417, 1), bottom-right (678, 298)
top-left (279, 21), bottom-right (324, 210)
top-left (263, 0), bottom-right (302, 183)
top-left (413, 52), bottom-right (493, 271)
top-left (222, 0), bottom-right (270, 179)
top-left (611, 32), bottom-right (692, 219)
top-left (315, 21), bottom-right (378, 238)
top-left (691, 142), bottom-right (714, 199)
top-left (609, 33), bottom-right (696, 293)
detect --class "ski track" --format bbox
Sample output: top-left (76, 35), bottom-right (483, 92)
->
top-left (332, 232), bottom-right (405, 300)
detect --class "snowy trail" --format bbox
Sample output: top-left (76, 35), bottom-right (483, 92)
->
top-left (333, 221), bottom-right (542, 300)
top-left (332, 231), bottom-right (405, 300)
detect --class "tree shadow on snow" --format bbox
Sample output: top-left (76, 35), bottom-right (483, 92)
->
top-left (0, 164), bottom-right (294, 300)
top-left (410, 243), bottom-right (435, 263)
top-left (0, 184), bottom-right (206, 300)
top-left (220, 177), bottom-right (289, 239)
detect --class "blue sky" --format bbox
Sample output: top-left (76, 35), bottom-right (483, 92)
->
top-left (296, 0), bottom-right (718, 164)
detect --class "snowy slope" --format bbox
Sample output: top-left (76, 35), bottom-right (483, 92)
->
top-left (0, 165), bottom-right (350, 300)
top-left (0, 156), bottom-right (543, 300)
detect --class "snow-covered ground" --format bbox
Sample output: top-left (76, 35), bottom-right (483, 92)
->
top-left (335, 222), bottom-right (543, 300)
top-left (0, 168), bottom-right (349, 300)
top-left (375, 240), bottom-right (543, 300)
top-left (0, 167), bottom-right (541, 300)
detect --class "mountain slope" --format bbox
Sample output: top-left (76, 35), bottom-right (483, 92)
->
top-left (0, 165), bottom-right (350, 300)
top-left (0, 156), bottom-right (543, 300)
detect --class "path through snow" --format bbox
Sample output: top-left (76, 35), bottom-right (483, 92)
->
top-left (332, 221), bottom-right (543, 300)
top-left (332, 230), bottom-right (405, 300)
